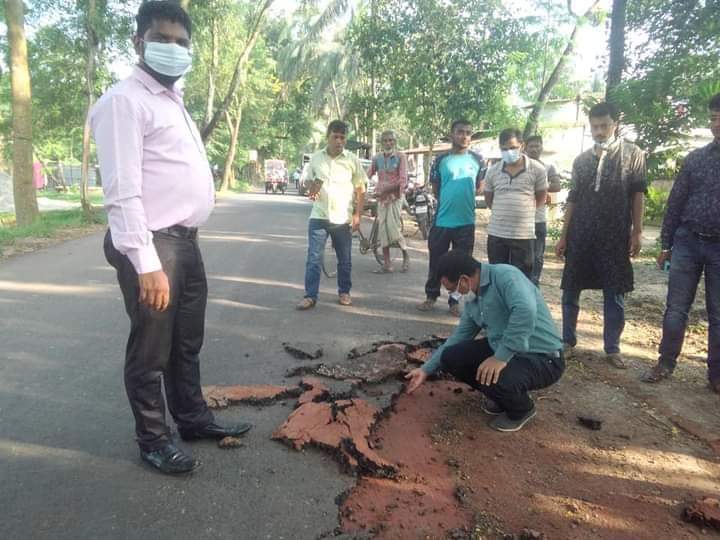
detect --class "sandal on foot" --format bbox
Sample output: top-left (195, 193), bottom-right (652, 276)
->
top-left (641, 364), bottom-right (673, 383)
top-left (373, 266), bottom-right (394, 274)
top-left (296, 297), bottom-right (316, 311)
top-left (605, 353), bottom-right (628, 369)
top-left (417, 298), bottom-right (436, 312)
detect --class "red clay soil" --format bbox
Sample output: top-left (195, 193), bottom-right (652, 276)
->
top-left (341, 370), bottom-right (720, 539)
top-left (406, 347), bottom-right (433, 365)
top-left (341, 382), bottom-right (475, 538)
top-left (684, 498), bottom-right (720, 530)
top-left (202, 384), bottom-right (298, 409)
top-left (272, 385), bottom-right (396, 477)
top-left (297, 377), bottom-right (331, 405)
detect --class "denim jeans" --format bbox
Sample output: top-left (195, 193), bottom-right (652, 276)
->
top-left (531, 221), bottom-right (547, 286)
top-left (658, 226), bottom-right (720, 382)
top-left (562, 288), bottom-right (625, 354)
top-left (440, 338), bottom-right (564, 419)
top-left (304, 219), bottom-right (352, 300)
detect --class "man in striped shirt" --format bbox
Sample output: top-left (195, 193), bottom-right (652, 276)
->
top-left (484, 128), bottom-right (548, 279)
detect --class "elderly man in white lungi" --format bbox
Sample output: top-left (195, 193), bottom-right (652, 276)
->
top-left (368, 130), bottom-right (410, 273)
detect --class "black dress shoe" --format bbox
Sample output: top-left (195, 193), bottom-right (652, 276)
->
top-left (179, 422), bottom-right (253, 441)
top-left (140, 443), bottom-right (200, 475)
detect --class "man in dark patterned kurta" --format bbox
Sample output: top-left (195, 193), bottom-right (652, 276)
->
top-left (555, 102), bottom-right (647, 369)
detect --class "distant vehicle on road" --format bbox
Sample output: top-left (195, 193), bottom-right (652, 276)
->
top-left (264, 159), bottom-right (288, 194)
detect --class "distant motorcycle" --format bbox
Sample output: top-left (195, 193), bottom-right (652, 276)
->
top-left (404, 179), bottom-right (435, 240)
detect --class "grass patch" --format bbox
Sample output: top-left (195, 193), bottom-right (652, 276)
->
top-left (229, 181), bottom-right (252, 193)
top-left (39, 186), bottom-right (104, 205)
top-left (0, 208), bottom-right (106, 248)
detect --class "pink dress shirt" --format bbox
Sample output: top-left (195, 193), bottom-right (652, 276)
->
top-left (90, 67), bottom-right (214, 274)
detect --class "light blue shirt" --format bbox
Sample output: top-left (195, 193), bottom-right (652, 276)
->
top-left (421, 263), bottom-right (562, 374)
top-left (430, 152), bottom-right (484, 228)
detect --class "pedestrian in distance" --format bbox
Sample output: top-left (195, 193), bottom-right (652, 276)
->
top-left (523, 135), bottom-right (563, 286)
top-left (554, 102), bottom-right (647, 369)
top-left (417, 119), bottom-right (485, 317)
top-left (297, 120), bottom-right (367, 310)
top-left (368, 130), bottom-right (410, 273)
top-left (642, 93), bottom-right (720, 391)
top-left (484, 128), bottom-right (548, 280)
top-left (91, 1), bottom-right (251, 475)
top-left (406, 250), bottom-right (565, 432)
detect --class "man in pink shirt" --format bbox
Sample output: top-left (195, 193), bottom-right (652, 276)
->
top-left (91, 2), bottom-right (250, 475)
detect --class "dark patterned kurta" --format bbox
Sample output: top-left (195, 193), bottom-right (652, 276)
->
top-left (561, 140), bottom-right (647, 293)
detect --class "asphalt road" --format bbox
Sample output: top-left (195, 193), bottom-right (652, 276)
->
top-left (0, 189), bottom-right (458, 540)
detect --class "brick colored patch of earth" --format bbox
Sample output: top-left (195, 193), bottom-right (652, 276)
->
top-left (272, 389), bottom-right (396, 477)
top-left (341, 366), bottom-right (720, 539)
top-left (203, 384), bottom-right (298, 409)
top-left (341, 382), bottom-right (475, 539)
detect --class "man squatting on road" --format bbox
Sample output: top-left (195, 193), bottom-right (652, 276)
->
top-left (406, 250), bottom-right (565, 432)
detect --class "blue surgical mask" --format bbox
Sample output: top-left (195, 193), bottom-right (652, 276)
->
top-left (501, 149), bottom-right (522, 164)
top-left (143, 41), bottom-right (192, 77)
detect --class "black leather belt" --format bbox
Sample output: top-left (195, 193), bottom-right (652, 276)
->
top-left (693, 231), bottom-right (720, 242)
top-left (154, 225), bottom-right (198, 239)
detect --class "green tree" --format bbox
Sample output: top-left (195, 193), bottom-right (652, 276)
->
top-left (608, 0), bottom-right (720, 179)
top-left (349, 0), bottom-right (530, 166)
top-left (4, 0), bottom-right (39, 226)
top-left (523, 0), bottom-right (603, 138)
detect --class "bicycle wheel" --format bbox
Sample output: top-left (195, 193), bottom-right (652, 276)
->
top-left (372, 217), bottom-right (408, 269)
top-left (321, 239), bottom-right (337, 278)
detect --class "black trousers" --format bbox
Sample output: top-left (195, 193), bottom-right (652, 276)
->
top-left (104, 230), bottom-right (214, 451)
top-left (487, 234), bottom-right (535, 280)
top-left (440, 338), bottom-right (564, 419)
top-left (425, 224), bottom-right (475, 303)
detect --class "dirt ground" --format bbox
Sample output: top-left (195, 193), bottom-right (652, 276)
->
top-left (339, 219), bottom-right (719, 539)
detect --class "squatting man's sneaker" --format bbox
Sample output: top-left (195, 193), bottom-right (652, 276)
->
top-left (481, 398), bottom-right (503, 415)
top-left (489, 407), bottom-right (536, 432)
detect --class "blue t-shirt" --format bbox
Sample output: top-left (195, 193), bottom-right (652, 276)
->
top-left (430, 151), bottom-right (485, 228)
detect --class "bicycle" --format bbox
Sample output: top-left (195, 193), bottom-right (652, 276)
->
top-left (358, 213), bottom-right (408, 271)
top-left (321, 237), bottom-right (337, 278)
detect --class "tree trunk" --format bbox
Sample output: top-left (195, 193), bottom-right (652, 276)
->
top-left (219, 107), bottom-right (243, 192)
top-left (80, 0), bottom-right (99, 221)
top-left (606, 0), bottom-right (627, 99)
top-left (204, 14), bottom-right (219, 128)
top-left (56, 160), bottom-right (68, 191)
top-left (330, 80), bottom-right (343, 119)
top-left (201, 0), bottom-right (274, 142)
top-left (5, 0), bottom-right (39, 226)
top-left (523, 0), bottom-right (601, 139)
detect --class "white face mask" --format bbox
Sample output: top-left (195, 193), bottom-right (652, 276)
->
top-left (458, 277), bottom-right (477, 304)
top-left (501, 149), bottom-right (522, 164)
top-left (143, 41), bottom-right (192, 77)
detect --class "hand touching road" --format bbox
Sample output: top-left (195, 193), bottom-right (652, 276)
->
top-left (404, 368), bottom-right (427, 394)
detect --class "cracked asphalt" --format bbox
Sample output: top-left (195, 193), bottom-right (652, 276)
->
top-left (0, 190), bottom-right (456, 540)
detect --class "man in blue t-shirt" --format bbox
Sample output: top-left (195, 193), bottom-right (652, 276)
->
top-left (418, 119), bottom-right (485, 316)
